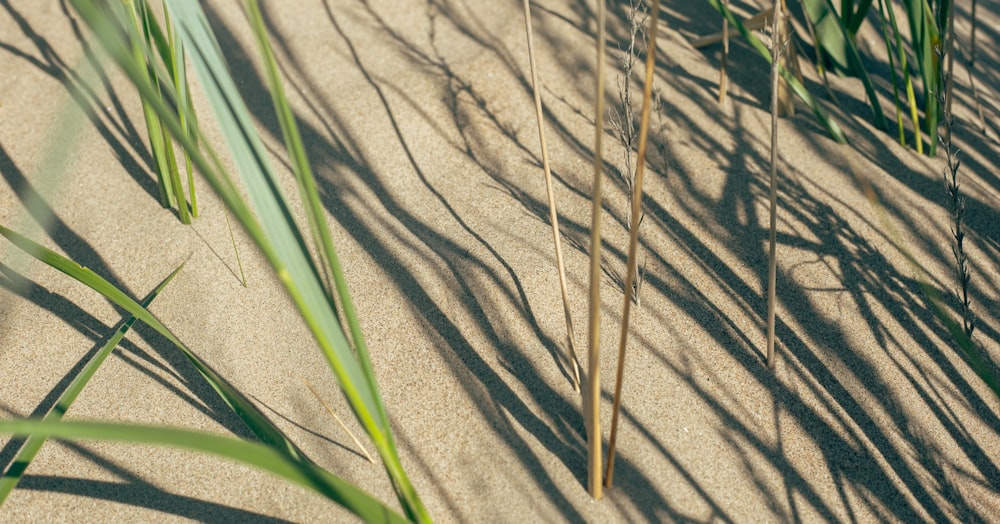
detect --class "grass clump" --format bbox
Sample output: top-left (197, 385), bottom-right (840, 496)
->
top-left (0, 0), bottom-right (430, 520)
top-left (125, 0), bottom-right (198, 222)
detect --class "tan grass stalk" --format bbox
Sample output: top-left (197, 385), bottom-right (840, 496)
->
top-left (719, 0), bottom-right (729, 104)
top-left (585, 0), bottom-right (608, 500)
top-left (522, 0), bottom-right (582, 392)
top-left (775, 1), bottom-right (795, 117)
top-left (766, 0), bottom-right (784, 370)
top-left (302, 378), bottom-right (375, 464)
top-left (605, 0), bottom-right (660, 488)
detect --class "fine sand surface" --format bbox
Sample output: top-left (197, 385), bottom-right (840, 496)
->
top-left (2, 1), bottom-right (1000, 521)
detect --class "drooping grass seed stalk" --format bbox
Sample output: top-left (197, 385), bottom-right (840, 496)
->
top-left (522, 0), bottom-right (582, 392)
top-left (605, 0), bottom-right (660, 488)
top-left (766, 0), bottom-right (783, 370)
top-left (586, 0), bottom-right (608, 500)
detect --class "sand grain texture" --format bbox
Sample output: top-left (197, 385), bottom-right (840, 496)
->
top-left (2, 0), bottom-right (999, 522)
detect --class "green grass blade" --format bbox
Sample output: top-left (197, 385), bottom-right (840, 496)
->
top-left (166, 8), bottom-right (199, 219)
top-left (242, 1), bottom-right (337, 300)
top-left (240, 0), bottom-right (388, 448)
top-left (0, 420), bottom-right (408, 524)
top-left (876, 0), bottom-right (906, 146)
top-left (67, 1), bottom-right (426, 518)
top-left (902, 0), bottom-right (939, 154)
top-left (159, 0), bottom-right (384, 440)
top-left (884, 0), bottom-right (923, 152)
top-left (0, 226), bottom-right (304, 462)
top-left (846, 0), bottom-right (874, 34)
top-left (125, 0), bottom-right (175, 208)
top-left (800, 0), bottom-right (887, 130)
top-left (240, 2), bottom-right (427, 519)
top-left (706, 0), bottom-right (849, 143)
top-left (0, 263), bottom-right (184, 505)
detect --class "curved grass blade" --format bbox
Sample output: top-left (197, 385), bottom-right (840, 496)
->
top-left (0, 226), bottom-right (304, 462)
top-left (705, 0), bottom-right (848, 144)
top-left (0, 262), bottom-right (184, 505)
top-left (237, 4), bottom-right (428, 519)
top-left (0, 419), bottom-right (408, 524)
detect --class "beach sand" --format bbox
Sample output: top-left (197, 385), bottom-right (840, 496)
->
top-left (1, 1), bottom-right (999, 521)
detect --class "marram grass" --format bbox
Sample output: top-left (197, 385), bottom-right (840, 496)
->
top-left (0, 0), bottom-right (431, 520)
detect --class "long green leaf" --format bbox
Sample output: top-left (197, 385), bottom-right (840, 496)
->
top-left (158, 0), bottom-right (382, 427)
top-left (705, 0), bottom-right (849, 143)
top-left (0, 263), bottom-right (184, 504)
top-left (66, 0), bottom-right (427, 518)
top-left (239, 0), bottom-right (404, 461)
top-left (0, 226), bottom-right (303, 462)
top-left (902, 0), bottom-right (940, 154)
top-left (0, 419), bottom-right (408, 524)
top-left (798, 0), bottom-right (887, 130)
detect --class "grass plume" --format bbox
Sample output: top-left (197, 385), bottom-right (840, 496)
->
top-left (605, 0), bottom-right (660, 488)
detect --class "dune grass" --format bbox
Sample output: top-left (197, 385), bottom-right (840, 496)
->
top-left (2, 0), bottom-right (998, 519)
top-left (0, 0), bottom-right (430, 520)
top-left (125, 0), bottom-right (198, 222)
top-left (766, 0), bottom-right (785, 371)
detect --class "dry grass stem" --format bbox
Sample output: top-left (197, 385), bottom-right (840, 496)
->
top-left (521, 0), bottom-right (582, 393)
top-left (585, 0), bottom-right (608, 500)
top-left (775, 0), bottom-right (795, 117)
top-left (302, 378), bottom-right (376, 464)
top-left (719, 0), bottom-right (729, 104)
top-left (766, 0), bottom-right (784, 370)
top-left (605, 0), bottom-right (660, 488)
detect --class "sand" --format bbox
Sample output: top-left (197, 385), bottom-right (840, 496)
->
top-left (1, 0), bottom-right (999, 522)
